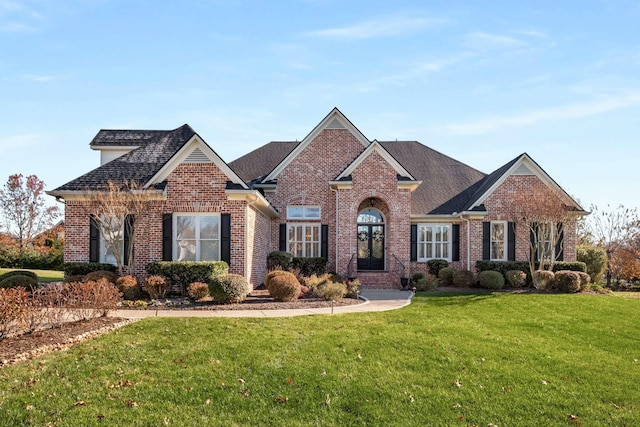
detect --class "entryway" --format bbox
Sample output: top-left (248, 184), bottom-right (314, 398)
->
top-left (357, 208), bottom-right (385, 271)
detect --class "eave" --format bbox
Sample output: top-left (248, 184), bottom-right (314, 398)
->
top-left (225, 189), bottom-right (279, 218)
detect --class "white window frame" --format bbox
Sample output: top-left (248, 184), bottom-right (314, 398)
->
top-left (286, 205), bottom-right (321, 220)
top-left (417, 223), bottom-right (452, 262)
top-left (287, 223), bottom-right (321, 258)
top-left (490, 221), bottom-right (508, 261)
top-left (173, 213), bottom-right (221, 262)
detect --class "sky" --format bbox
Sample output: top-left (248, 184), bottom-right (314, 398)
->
top-left (1, 0), bottom-right (639, 215)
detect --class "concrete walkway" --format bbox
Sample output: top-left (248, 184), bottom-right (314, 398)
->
top-left (109, 289), bottom-right (414, 319)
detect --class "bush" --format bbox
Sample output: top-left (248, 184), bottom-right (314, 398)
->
top-left (577, 245), bottom-right (607, 284)
top-left (411, 272), bottom-right (426, 283)
top-left (452, 269), bottom-right (474, 287)
top-left (265, 270), bottom-right (297, 290)
top-left (438, 267), bottom-right (457, 286)
top-left (301, 273), bottom-right (329, 295)
top-left (554, 270), bottom-right (581, 293)
top-left (549, 262), bottom-right (587, 273)
top-left (187, 282), bottom-right (210, 301)
top-left (315, 282), bottom-right (347, 301)
top-left (532, 270), bottom-right (555, 291)
top-left (577, 272), bottom-right (591, 291)
top-left (415, 278), bottom-right (438, 291)
top-left (505, 270), bottom-right (527, 288)
top-left (145, 275), bottom-right (169, 299)
top-left (476, 261), bottom-right (530, 283)
top-left (267, 274), bottom-right (301, 302)
top-left (344, 279), bottom-right (361, 298)
top-left (64, 262), bottom-right (117, 277)
top-left (209, 274), bottom-right (251, 303)
top-left (291, 257), bottom-right (327, 277)
top-left (146, 261), bottom-right (228, 294)
top-left (64, 274), bottom-right (86, 283)
top-left (0, 287), bottom-right (31, 339)
top-left (84, 270), bottom-right (117, 284)
top-left (267, 251), bottom-right (293, 270)
top-left (427, 259), bottom-right (449, 277)
top-left (116, 275), bottom-right (139, 300)
top-left (477, 271), bottom-right (505, 290)
top-left (0, 270), bottom-right (38, 281)
top-left (0, 274), bottom-right (38, 290)
top-left (66, 278), bottom-right (122, 319)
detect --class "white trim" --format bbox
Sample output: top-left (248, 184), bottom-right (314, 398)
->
top-left (286, 205), bottom-right (321, 220)
top-left (328, 180), bottom-right (353, 190)
top-left (90, 145), bottom-right (140, 151)
top-left (46, 189), bottom-right (166, 201)
top-left (489, 220), bottom-right (508, 261)
top-left (286, 223), bottom-right (321, 258)
top-left (225, 189), bottom-right (278, 218)
top-left (335, 140), bottom-right (416, 181)
top-left (416, 223), bottom-right (452, 262)
top-left (262, 108), bottom-right (370, 182)
top-left (173, 212), bottom-right (221, 262)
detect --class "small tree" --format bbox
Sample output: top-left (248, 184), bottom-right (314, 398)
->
top-left (82, 181), bottom-right (154, 276)
top-left (0, 174), bottom-right (59, 252)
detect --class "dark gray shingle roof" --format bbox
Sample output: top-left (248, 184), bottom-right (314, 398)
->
top-left (90, 129), bottom-right (177, 147)
top-left (228, 141), bottom-right (299, 183)
top-left (52, 124), bottom-right (196, 191)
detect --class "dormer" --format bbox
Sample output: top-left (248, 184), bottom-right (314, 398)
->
top-left (89, 129), bottom-right (170, 165)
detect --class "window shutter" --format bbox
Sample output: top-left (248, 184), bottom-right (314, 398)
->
top-left (530, 222), bottom-right (538, 263)
top-left (89, 215), bottom-right (100, 263)
top-left (321, 224), bottom-right (329, 259)
top-left (452, 224), bottom-right (460, 262)
top-left (162, 214), bottom-right (173, 261)
top-left (221, 213), bottom-right (231, 265)
top-left (555, 222), bottom-right (564, 261)
top-left (124, 214), bottom-right (134, 266)
top-left (279, 224), bottom-right (287, 251)
top-left (482, 222), bottom-right (490, 260)
top-left (507, 221), bottom-right (516, 261)
top-left (410, 224), bottom-right (417, 262)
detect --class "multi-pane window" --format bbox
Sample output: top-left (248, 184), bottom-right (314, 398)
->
top-left (537, 222), bottom-right (555, 261)
top-left (490, 221), bottom-right (507, 261)
top-left (288, 224), bottom-right (320, 257)
top-left (99, 215), bottom-right (124, 265)
top-left (287, 205), bottom-right (321, 220)
top-left (418, 224), bottom-right (450, 261)
top-left (174, 213), bottom-right (220, 261)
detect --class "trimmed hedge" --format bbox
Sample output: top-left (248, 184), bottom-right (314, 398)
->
top-left (0, 270), bottom-right (38, 281)
top-left (554, 270), bottom-right (581, 293)
top-left (64, 262), bottom-right (117, 277)
top-left (209, 274), bottom-right (250, 303)
top-left (0, 274), bottom-right (38, 289)
top-left (267, 251), bottom-right (293, 270)
top-left (267, 274), bottom-right (301, 302)
top-left (452, 269), bottom-right (474, 287)
top-left (438, 267), bottom-right (456, 286)
top-left (427, 259), bottom-right (449, 277)
top-left (291, 257), bottom-right (327, 277)
top-left (549, 262), bottom-right (587, 273)
top-left (146, 261), bottom-right (228, 294)
top-left (476, 261), bottom-right (529, 280)
top-left (478, 270), bottom-right (505, 290)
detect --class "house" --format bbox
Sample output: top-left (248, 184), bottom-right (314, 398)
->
top-left (48, 108), bottom-right (586, 288)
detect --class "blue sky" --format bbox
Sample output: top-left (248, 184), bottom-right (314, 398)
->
top-left (1, 0), bottom-right (639, 213)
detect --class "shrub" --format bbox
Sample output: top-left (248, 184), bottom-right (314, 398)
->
top-left (554, 270), bottom-right (581, 293)
top-left (0, 270), bottom-right (38, 281)
top-left (438, 267), bottom-right (457, 286)
top-left (411, 272), bottom-right (426, 283)
top-left (146, 261), bottom-right (228, 294)
top-left (145, 275), bottom-right (169, 299)
top-left (452, 269), bottom-right (474, 287)
top-left (301, 273), bottom-right (329, 296)
top-left (84, 270), bottom-right (118, 284)
top-left (64, 274), bottom-right (86, 283)
top-left (265, 270), bottom-right (297, 290)
top-left (267, 251), bottom-right (293, 270)
top-left (66, 278), bottom-right (122, 319)
top-left (476, 261), bottom-right (530, 284)
top-left (209, 274), bottom-right (251, 303)
top-left (64, 262), bottom-right (116, 277)
top-left (577, 272), bottom-right (591, 291)
top-left (549, 262), bottom-right (587, 273)
top-left (344, 278), bottom-right (361, 298)
top-left (415, 278), bottom-right (438, 291)
top-left (0, 287), bottom-right (31, 339)
top-left (0, 274), bottom-right (38, 290)
top-left (532, 270), bottom-right (555, 291)
top-left (577, 245), bottom-right (607, 284)
top-left (291, 257), bottom-right (327, 277)
top-left (187, 282), bottom-right (210, 301)
top-left (315, 282), bottom-right (347, 301)
top-left (477, 270), bottom-right (505, 290)
top-left (116, 275), bottom-right (139, 300)
top-left (427, 259), bottom-right (449, 277)
top-left (505, 270), bottom-right (527, 288)
top-left (267, 274), bottom-right (301, 302)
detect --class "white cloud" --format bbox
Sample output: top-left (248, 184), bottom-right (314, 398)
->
top-left (21, 74), bottom-right (69, 83)
top-left (438, 92), bottom-right (640, 136)
top-left (305, 15), bottom-right (446, 40)
top-left (0, 21), bottom-right (34, 32)
top-left (464, 31), bottom-right (526, 50)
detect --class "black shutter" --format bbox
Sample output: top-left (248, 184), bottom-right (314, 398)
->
top-left (410, 224), bottom-right (417, 262)
top-left (321, 224), bottom-right (328, 259)
top-left (452, 224), bottom-right (460, 262)
top-left (221, 214), bottom-right (231, 265)
top-left (279, 224), bottom-right (287, 251)
top-left (89, 215), bottom-right (100, 263)
top-left (555, 222), bottom-right (564, 261)
top-left (507, 221), bottom-right (516, 261)
top-left (162, 214), bottom-right (173, 261)
top-left (530, 222), bottom-right (538, 263)
top-left (482, 222), bottom-right (490, 260)
top-left (123, 214), bottom-right (134, 266)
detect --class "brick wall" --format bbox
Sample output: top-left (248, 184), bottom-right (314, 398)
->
top-left (245, 203), bottom-right (271, 287)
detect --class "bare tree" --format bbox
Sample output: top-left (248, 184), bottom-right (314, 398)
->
top-left (0, 174), bottom-right (59, 251)
top-left (82, 181), bottom-right (154, 276)
top-left (588, 204), bottom-right (639, 287)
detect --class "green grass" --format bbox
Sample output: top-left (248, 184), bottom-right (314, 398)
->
top-left (1, 293), bottom-right (639, 426)
top-left (0, 268), bottom-right (63, 283)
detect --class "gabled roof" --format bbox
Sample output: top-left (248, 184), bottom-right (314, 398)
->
top-left (334, 140), bottom-right (416, 181)
top-left (90, 129), bottom-right (174, 148)
top-left (261, 108), bottom-right (370, 183)
top-left (229, 141), bottom-right (299, 183)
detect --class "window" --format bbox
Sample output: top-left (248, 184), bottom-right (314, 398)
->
top-left (490, 221), bottom-right (507, 261)
top-left (287, 224), bottom-right (320, 257)
top-left (418, 224), bottom-right (451, 261)
top-left (99, 216), bottom-right (124, 265)
top-left (174, 213), bottom-right (220, 261)
top-left (536, 222), bottom-right (555, 261)
top-left (287, 205), bottom-right (321, 220)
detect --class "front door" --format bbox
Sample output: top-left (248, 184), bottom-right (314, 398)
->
top-left (357, 224), bottom-right (385, 270)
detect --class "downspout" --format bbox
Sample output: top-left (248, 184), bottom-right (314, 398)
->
top-left (459, 214), bottom-right (471, 270)
top-left (330, 187), bottom-right (339, 272)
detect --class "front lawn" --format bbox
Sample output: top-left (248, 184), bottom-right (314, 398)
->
top-left (1, 293), bottom-right (638, 426)
top-left (0, 268), bottom-right (63, 283)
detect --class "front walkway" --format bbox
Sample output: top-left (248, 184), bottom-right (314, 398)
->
top-left (109, 289), bottom-right (414, 319)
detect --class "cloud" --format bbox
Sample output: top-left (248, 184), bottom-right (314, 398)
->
top-left (305, 15), bottom-right (446, 40)
top-left (0, 21), bottom-right (34, 32)
top-left (464, 31), bottom-right (526, 50)
top-left (438, 92), bottom-right (640, 136)
top-left (21, 74), bottom-right (69, 83)
top-left (0, 0), bottom-right (43, 32)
